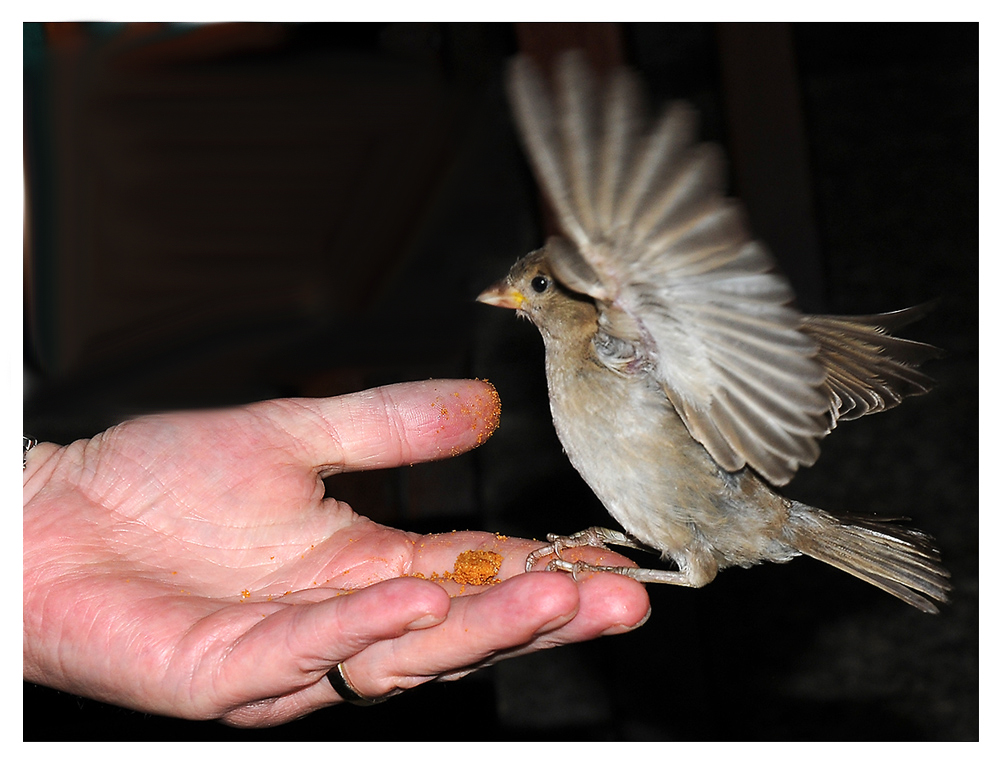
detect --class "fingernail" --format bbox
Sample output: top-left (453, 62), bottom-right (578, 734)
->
top-left (601, 606), bottom-right (652, 636)
top-left (537, 610), bottom-right (577, 635)
top-left (406, 613), bottom-right (444, 630)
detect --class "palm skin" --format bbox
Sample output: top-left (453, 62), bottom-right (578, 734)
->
top-left (23, 379), bottom-right (650, 727)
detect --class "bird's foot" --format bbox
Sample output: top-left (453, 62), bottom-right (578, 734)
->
top-left (546, 557), bottom-right (697, 585)
top-left (526, 526), bottom-right (707, 586)
top-left (524, 526), bottom-right (647, 573)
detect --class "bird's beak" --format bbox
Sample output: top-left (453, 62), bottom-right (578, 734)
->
top-left (477, 281), bottom-right (525, 310)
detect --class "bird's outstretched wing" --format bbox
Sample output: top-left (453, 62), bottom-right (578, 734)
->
top-left (507, 51), bottom-right (834, 486)
top-left (802, 306), bottom-right (941, 427)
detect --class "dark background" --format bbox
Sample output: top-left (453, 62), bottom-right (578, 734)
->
top-left (23, 22), bottom-right (977, 741)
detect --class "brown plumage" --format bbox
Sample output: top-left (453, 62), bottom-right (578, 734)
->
top-left (477, 52), bottom-right (950, 613)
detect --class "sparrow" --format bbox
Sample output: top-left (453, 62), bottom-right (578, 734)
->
top-left (477, 51), bottom-right (951, 613)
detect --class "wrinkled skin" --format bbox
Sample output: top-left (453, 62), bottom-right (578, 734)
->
top-left (23, 379), bottom-right (649, 727)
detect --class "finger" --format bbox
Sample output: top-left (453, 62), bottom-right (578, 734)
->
top-left (209, 577), bottom-right (451, 706)
top-left (495, 566), bottom-right (651, 655)
top-left (222, 563), bottom-right (648, 726)
top-left (408, 530), bottom-right (645, 590)
top-left (255, 379), bottom-right (500, 474)
top-left (324, 571), bottom-right (585, 699)
top-left (398, 569), bottom-right (648, 686)
top-left (425, 567), bottom-right (649, 670)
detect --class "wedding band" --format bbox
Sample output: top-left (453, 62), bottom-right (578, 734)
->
top-left (326, 662), bottom-right (391, 707)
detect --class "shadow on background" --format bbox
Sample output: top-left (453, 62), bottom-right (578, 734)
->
top-left (24, 22), bottom-right (977, 741)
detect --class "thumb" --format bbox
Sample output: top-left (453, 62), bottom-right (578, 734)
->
top-left (251, 379), bottom-right (501, 475)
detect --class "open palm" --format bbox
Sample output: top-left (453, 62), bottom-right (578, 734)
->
top-left (23, 379), bottom-right (649, 727)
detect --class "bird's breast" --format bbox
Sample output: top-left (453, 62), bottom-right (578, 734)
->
top-left (542, 336), bottom-right (721, 549)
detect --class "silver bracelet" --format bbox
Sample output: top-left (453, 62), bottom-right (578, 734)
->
top-left (23, 436), bottom-right (37, 470)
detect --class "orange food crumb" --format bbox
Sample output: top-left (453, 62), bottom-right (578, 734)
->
top-left (404, 549), bottom-right (504, 588)
top-left (475, 381), bottom-right (502, 444)
top-left (451, 550), bottom-right (503, 585)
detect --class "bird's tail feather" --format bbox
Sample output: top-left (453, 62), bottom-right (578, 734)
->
top-left (786, 504), bottom-right (951, 614)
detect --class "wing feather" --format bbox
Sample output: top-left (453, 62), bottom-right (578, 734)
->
top-left (555, 54), bottom-right (600, 240)
top-left (617, 103), bottom-right (701, 233)
top-left (802, 313), bottom-right (941, 426)
top-left (507, 56), bottom-right (589, 246)
top-left (506, 52), bottom-right (937, 485)
top-left (596, 68), bottom-right (641, 232)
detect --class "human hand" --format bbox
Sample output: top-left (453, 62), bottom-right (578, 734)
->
top-left (23, 379), bottom-right (650, 727)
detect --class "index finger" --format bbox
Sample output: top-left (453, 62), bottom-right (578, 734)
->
top-left (256, 379), bottom-right (500, 475)
top-left (408, 530), bottom-right (644, 594)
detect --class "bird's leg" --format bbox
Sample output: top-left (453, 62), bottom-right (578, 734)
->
top-left (524, 526), bottom-right (649, 572)
top-left (526, 526), bottom-right (717, 587)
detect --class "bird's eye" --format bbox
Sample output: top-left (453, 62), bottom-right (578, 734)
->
top-left (530, 275), bottom-right (550, 293)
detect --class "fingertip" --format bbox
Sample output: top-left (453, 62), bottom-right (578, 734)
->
top-left (414, 378), bottom-right (501, 456)
top-left (579, 573), bottom-right (651, 634)
top-left (400, 573), bottom-right (454, 612)
top-left (505, 570), bottom-right (583, 632)
top-left (398, 574), bottom-right (452, 631)
top-left (360, 575), bottom-right (452, 632)
top-left (464, 378), bottom-right (502, 442)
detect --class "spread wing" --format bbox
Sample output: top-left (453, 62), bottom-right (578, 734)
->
top-left (507, 51), bottom-right (830, 485)
top-left (802, 307), bottom-right (941, 427)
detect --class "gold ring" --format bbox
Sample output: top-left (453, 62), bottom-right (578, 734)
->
top-left (326, 662), bottom-right (390, 707)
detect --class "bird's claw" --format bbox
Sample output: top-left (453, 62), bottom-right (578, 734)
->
top-left (524, 540), bottom-right (567, 572)
top-left (545, 557), bottom-right (594, 580)
top-left (524, 526), bottom-right (644, 573)
top-left (546, 557), bottom-right (642, 580)
top-left (546, 557), bottom-right (579, 578)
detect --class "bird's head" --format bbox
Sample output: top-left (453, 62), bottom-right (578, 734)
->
top-left (477, 246), bottom-right (597, 338)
